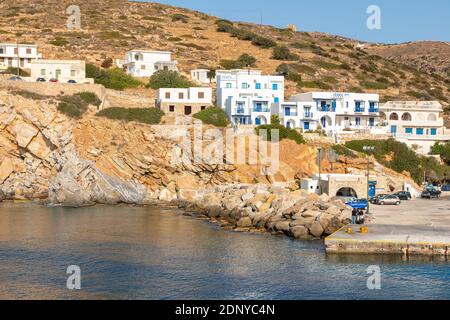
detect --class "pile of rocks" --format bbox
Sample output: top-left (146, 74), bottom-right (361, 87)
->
top-left (177, 184), bottom-right (352, 240)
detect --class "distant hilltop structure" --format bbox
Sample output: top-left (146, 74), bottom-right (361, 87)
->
top-left (287, 24), bottom-right (297, 32)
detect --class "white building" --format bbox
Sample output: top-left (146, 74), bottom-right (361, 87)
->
top-left (191, 69), bottom-right (211, 84)
top-left (216, 69), bottom-right (285, 125)
top-left (289, 92), bottom-right (380, 134)
top-left (380, 101), bottom-right (450, 154)
top-left (122, 50), bottom-right (178, 77)
top-left (156, 87), bottom-right (212, 116)
top-left (30, 60), bottom-right (93, 83)
top-left (273, 101), bottom-right (318, 130)
top-left (0, 43), bottom-right (42, 70)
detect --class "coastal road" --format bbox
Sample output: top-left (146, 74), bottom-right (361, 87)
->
top-left (369, 194), bottom-right (450, 228)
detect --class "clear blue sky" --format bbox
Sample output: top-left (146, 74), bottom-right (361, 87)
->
top-left (139, 0), bottom-right (450, 44)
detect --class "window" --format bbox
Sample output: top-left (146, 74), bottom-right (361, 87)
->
top-left (14, 48), bottom-right (18, 54)
top-left (201, 106), bottom-right (206, 111)
top-left (226, 83), bottom-right (232, 88)
top-left (355, 117), bottom-right (361, 126)
top-left (389, 113), bottom-right (399, 120)
top-left (165, 92), bottom-right (171, 99)
top-left (184, 106), bottom-right (192, 115)
top-left (242, 83), bottom-right (249, 89)
top-left (274, 97), bottom-right (279, 103)
top-left (26, 48), bottom-right (31, 54)
top-left (405, 128), bottom-right (413, 134)
top-left (141, 65), bottom-right (146, 70)
top-left (179, 92), bottom-right (184, 99)
top-left (40, 69), bottom-right (46, 76)
top-left (255, 83), bottom-right (261, 90)
top-left (272, 83), bottom-right (278, 90)
top-left (169, 106), bottom-right (175, 112)
top-left (401, 113), bottom-right (412, 121)
top-left (55, 69), bottom-right (61, 79)
top-left (0, 48), bottom-right (4, 54)
top-left (430, 128), bottom-right (437, 136)
top-left (416, 128), bottom-right (424, 135)
top-left (70, 70), bottom-right (76, 77)
top-left (198, 92), bottom-right (205, 99)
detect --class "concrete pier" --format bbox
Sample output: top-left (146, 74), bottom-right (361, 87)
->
top-left (325, 224), bottom-right (450, 256)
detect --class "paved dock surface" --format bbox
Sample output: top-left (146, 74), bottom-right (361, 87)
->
top-left (326, 196), bottom-right (450, 256)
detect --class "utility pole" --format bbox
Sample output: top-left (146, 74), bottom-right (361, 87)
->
top-left (363, 146), bottom-right (375, 215)
top-left (16, 39), bottom-right (20, 76)
top-left (318, 147), bottom-right (322, 195)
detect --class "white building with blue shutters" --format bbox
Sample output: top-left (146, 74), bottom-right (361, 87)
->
top-left (216, 69), bottom-right (285, 125)
top-left (380, 101), bottom-right (450, 154)
top-left (289, 92), bottom-right (381, 133)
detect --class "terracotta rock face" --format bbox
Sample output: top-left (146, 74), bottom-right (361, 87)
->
top-left (0, 157), bottom-right (15, 183)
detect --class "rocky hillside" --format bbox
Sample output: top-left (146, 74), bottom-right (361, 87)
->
top-left (367, 41), bottom-right (450, 78)
top-left (0, 88), bottom-right (417, 206)
top-left (0, 0), bottom-right (448, 112)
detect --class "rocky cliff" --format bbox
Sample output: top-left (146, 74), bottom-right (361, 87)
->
top-left (0, 89), bottom-right (417, 208)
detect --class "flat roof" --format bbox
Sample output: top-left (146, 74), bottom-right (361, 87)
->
top-left (0, 43), bottom-right (38, 47)
top-left (126, 49), bottom-right (172, 54)
top-left (30, 60), bottom-right (85, 64)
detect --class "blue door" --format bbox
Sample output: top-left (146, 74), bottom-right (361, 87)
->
top-left (390, 125), bottom-right (397, 135)
top-left (255, 117), bottom-right (261, 125)
top-left (331, 100), bottom-right (336, 111)
top-left (368, 184), bottom-right (376, 198)
top-left (304, 122), bottom-right (310, 130)
top-left (285, 107), bottom-right (291, 116)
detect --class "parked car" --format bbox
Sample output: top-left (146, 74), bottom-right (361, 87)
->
top-left (393, 191), bottom-right (412, 200)
top-left (442, 185), bottom-right (450, 192)
top-left (36, 77), bottom-right (46, 82)
top-left (67, 79), bottom-right (77, 84)
top-left (49, 78), bottom-right (58, 83)
top-left (345, 198), bottom-right (369, 210)
top-left (421, 190), bottom-right (441, 199)
top-left (370, 194), bottom-right (387, 204)
top-left (377, 195), bottom-right (401, 206)
top-left (8, 76), bottom-right (22, 81)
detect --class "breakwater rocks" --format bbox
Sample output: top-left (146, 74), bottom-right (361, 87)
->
top-left (176, 184), bottom-right (352, 240)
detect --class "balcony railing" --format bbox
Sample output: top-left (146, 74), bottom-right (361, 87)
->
top-left (369, 108), bottom-right (379, 113)
top-left (284, 111), bottom-right (298, 117)
top-left (304, 113), bottom-right (314, 119)
top-left (354, 107), bottom-right (365, 113)
top-left (318, 106), bottom-right (336, 112)
top-left (253, 108), bottom-right (271, 113)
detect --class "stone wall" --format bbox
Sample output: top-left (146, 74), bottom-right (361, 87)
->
top-left (0, 80), bottom-right (106, 100)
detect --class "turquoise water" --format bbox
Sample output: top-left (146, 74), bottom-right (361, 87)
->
top-left (0, 202), bottom-right (448, 300)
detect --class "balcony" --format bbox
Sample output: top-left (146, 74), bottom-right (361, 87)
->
top-left (284, 111), bottom-right (298, 117)
top-left (304, 112), bottom-right (314, 119)
top-left (369, 108), bottom-right (379, 113)
top-left (253, 107), bottom-right (270, 113)
top-left (354, 107), bottom-right (365, 113)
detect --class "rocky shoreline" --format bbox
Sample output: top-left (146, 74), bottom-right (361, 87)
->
top-left (175, 183), bottom-right (352, 240)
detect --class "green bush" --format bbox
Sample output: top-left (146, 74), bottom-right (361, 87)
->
top-left (75, 92), bottom-right (102, 107)
top-left (50, 37), bottom-right (69, 46)
top-left (98, 31), bottom-right (123, 40)
top-left (360, 81), bottom-right (389, 90)
top-left (297, 80), bottom-right (331, 90)
top-left (171, 14), bottom-right (188, 23)
top-left (313, 60), bottom-right (342, 70)
top-left (4, 67), bottom-right (30, 76)
top-left (272, 46), bottom-right (299, 61)
top-left (86, 64), bottom-right (141, 90)
top-left (219, 54), bottom-right (257, 69)
top-left (146, 70), bottom-right (194, 89)
top-left (345, 139), bottom-right (449, 183)
top-left (251, 35), bottom-right (276, 48)
top-left (57, 95), bottom-right (89, 119)
top-left (431, 142), bottom-right (450, 165)
top-left (255, 115), bottom-right (305, 145)
top-left (96, 107), bottom-right (164, 125)
top-left (193, 107), bottom-right (229, 127)
top-left (216, 20), bottom-right (234, 33)
top-left (331, 145), bottom-right (357, 158)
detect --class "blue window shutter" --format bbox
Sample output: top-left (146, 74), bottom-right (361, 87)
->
top-left (274, 97), bottom-right (279, 103)
top-left (431, 128), bottom-right (437, 135)
top-left (416, 128), bottom-right (424, 135)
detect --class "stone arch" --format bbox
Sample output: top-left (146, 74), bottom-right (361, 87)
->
top-left (336, 187), bottom-right (358, 198)
top-left (286, 119), bottom-right (296, 129)
top-left (379, 111), bottom-right (387, 120)
top-left (416, 113), bottom-right (425, 121)
top-left (389, 113), bottom-right (399, 120)
top-left (401, 112), bottom-right (412, 121)
top-left (320, 115), bottom-right (332, 128)
top-left (255, 115), bottom-right (268, 125)
top-left (427, 113), bottom-right (437, 121)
